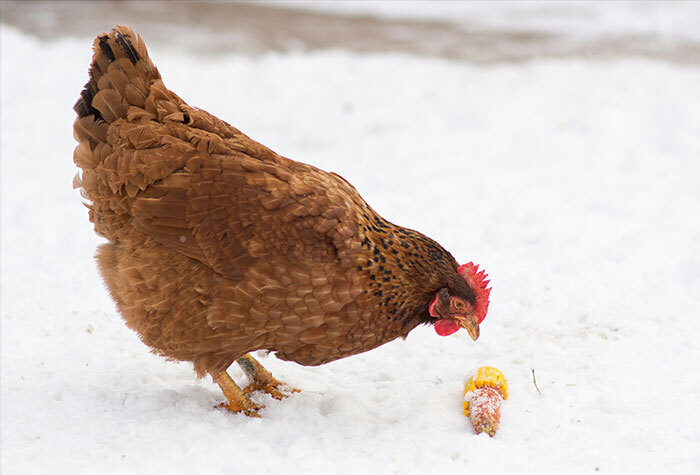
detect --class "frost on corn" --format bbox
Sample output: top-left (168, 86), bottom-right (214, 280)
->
top-left (463, 366), bottom-right (508, 437)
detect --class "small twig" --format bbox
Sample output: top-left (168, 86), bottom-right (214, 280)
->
top-left (531, 367), bottom-right (542, 396)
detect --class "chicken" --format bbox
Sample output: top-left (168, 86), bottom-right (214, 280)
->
top-left (73, 25), bottom-right (491, 416)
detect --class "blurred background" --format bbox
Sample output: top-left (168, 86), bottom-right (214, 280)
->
top-left (3, 0), bottom-right (700, 62)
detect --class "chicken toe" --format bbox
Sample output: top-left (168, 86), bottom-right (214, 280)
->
top-left (237, 354), bottom-right (301, 400)
top-left (213, 371), bottom-right (263, 417)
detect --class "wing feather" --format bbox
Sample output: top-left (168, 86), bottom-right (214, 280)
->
top-left (129, 123), bottom-right (363, 282)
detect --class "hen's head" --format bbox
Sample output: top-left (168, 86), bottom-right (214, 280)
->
top-left (428, 262), bottom-right (491, 341)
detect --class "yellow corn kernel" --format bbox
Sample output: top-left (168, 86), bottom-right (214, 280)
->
top-left (463, 366), bottom-right (508, 416)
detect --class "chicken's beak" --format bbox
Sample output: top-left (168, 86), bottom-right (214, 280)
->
top-left (456, 314), bottom-right (480, 341)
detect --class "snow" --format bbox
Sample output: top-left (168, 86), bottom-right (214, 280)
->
top-left (2, 9), bottom-right (700, 474)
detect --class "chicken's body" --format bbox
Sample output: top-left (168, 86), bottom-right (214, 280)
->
top-left (74, 26), bottom-right (489, 415)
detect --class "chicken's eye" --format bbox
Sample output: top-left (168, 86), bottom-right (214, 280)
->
top-left (453, 299), bottom-right (466, 309)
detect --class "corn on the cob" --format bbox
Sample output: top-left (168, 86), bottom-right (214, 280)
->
top-left (463, 366), bottom-right (508, 436)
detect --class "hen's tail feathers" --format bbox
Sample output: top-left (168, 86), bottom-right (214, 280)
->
top-left (73, 25), bottom-right (254, 240)
top-left (74, 25), bottom-right (157, 123)
top-left (73, 25), bottom-right (174, 240)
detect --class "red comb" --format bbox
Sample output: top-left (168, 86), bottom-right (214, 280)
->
top-left (457, 262), bottom-right (491, 323)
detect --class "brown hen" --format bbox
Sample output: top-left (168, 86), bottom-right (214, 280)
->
top-left (73, 26), bottom-right (491, 416)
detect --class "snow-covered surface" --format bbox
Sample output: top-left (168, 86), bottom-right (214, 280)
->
top-left (2, 13), bottom-right (700, 474)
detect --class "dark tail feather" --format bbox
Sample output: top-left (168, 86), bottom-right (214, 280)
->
top-left (73, 25), bottom-right (158, 122)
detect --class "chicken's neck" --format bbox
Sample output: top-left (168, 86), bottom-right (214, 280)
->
top-left (355, 213), bottom-right (460, 332)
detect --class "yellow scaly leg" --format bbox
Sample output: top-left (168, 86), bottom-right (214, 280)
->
top-left (213, 371), bottom-right (263, 417)
top-left (237, 353), bottom-right (301, 400)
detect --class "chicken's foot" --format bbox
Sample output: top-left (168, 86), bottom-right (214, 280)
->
top-left (213, 371), bottom-right (263, 417)
top-left (237, 353), bottom-right (301, 400)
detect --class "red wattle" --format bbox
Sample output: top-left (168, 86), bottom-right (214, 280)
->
top-left (434, 319), bottom-right (460, 336)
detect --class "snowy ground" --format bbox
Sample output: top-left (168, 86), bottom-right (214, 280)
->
top-left (2, 3), bottom-right (700, 474)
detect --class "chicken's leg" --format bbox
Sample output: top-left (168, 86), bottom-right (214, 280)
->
top-left (237, 353), bottom-right (300, 400)
top-left (213, 371), bottom-right (263, 417)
